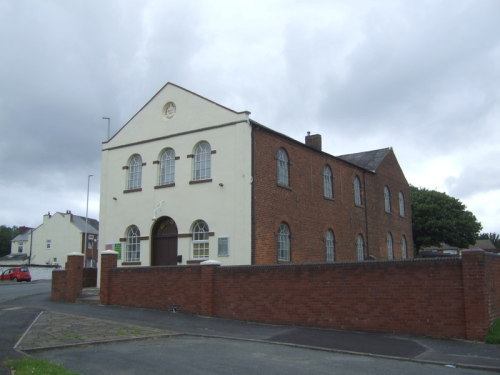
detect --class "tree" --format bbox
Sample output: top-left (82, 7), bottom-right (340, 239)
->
top-left (410, 186), bottom-right (482, 250)
top-left (479, 232), bottom-right (500, 248)
top-left (0, 225), bottom-right (21, 257)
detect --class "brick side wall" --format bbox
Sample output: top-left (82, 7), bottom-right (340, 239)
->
top-left (251, 128), bottom-right (413, 264)
top-left (213, 259), bottom-right (465, 338)
top-left (51, 254), bottom-right (84, 303)
top-left (485, 253), bottom-right (500, 323)
top-left (97, 251), bottom-right (500, 340)
top-left (106, 265), bottom-right (204, 313)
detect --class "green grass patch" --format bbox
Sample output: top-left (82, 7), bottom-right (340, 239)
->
top-left (3, 357), bottom-right (80, 375)
top-left (486, 319), bottom-right (500, 344)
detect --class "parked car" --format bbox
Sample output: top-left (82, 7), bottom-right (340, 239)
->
top-left (0, 267), bottom-right (31, 282)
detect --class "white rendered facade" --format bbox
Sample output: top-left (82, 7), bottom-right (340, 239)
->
top-left (99, 83), bottom-right (253, 266)
top-left (8, 212), bottom-right (98, 267)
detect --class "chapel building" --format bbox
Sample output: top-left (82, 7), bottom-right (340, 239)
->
top-left (99, 83), bottom-right (413, 267)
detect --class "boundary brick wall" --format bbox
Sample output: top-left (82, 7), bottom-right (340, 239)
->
top-left (96, 249), bottom-right (500, 341)
top-left (51, 253), bottom-right (84, 303)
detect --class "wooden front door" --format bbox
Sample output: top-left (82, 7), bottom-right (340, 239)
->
top-left (152, 217), bottom-right (178, 266)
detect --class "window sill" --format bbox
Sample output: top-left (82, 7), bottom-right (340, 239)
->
top-left (187, 259), bottom-right (207, 264)
top-left (189, 179), bottom-right (212, 185)
top-left (123, 188), bottom-right (142, 194)
top-left (155, 183), bottom-right (175, 189)
top-left (122, 261), bottom-right (141, 266)
top-left (323, 196), bottom-right (335, 201)
top-left (277, 184), bottom-right (292, 191)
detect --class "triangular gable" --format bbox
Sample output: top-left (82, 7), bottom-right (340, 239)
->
top-left (338, 148), bottom-right (391, 172)
top-left (103, 83), bottom-right (250, 149)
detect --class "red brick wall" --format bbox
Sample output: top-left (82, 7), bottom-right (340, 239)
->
top-left (252, 128), bottom-right (413, 264)
top-left (51, 254), bottom-right (84, 303)
top-left (98, 251), bottom-right (500, 340)
top-left (106, 265), bottom-right (204, 313)
top-left (214, 259), bottom-right (465, 338)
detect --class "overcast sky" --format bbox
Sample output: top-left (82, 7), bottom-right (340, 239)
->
top-left (1, 0), bottom-right (499, 234)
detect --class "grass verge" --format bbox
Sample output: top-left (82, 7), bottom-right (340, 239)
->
top-left (3, 357), bottom-right (80, 375)
top-left (486, 319), bottom-right (500, 344)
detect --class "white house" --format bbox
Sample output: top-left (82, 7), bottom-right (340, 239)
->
top-left (6, 211), bottom-right (99, 267)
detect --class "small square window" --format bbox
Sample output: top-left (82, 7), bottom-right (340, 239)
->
top-left (46, 240), bottom-right (52, 249)
top-left (218, 237), bottom-right (229, 257)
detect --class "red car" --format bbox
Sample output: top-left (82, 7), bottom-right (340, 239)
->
top-left (0, 267), bottom-right (31, 282)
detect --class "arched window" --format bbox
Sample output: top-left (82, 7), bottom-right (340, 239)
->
top-left (192, 220), bottom-right (209, 259)
top-left (276, 148), bottom-right (289, 187)
top-left (127, 154), bottom-right (142, 190)
top-left (125, 225), bottom-right (140, 262)
top-left (384, 186), bottom-right (392, 213)
top-left (326, 229), bottom-right (335, 262)
top-left (399, 191), bottom-right (405, 217)
top-left (401, 235), bottom-right (408, 259)
top-left (192, 141), bottom-right (211, 181)
top-left (158, 148), bottom-right (175, 185)
top-left (323, 165), bottom-right (333, 199)
top-left (354, 176), bottom-right (362, 206)
top-left (387, 232), bottom-right (394, 260)
top-left (357, 234), bottom-right (364, 261)
top-left (277, 222), bottom-right (290, 261)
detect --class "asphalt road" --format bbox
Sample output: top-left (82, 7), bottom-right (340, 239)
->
top-left (0, 279), bottom-right (50, 304)
top-left (0, 281), bottom-right (498, 375)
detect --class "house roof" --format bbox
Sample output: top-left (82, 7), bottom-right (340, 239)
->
top-left (11, 228), bottom-right (34, 242)
top-left (469, 239), bottom-right (496, 250)
top-left (0, 253), bottom-right (28, 261)
top-left (337, 148), bottom-right (392, 173)
top-left (66, 214), bottom-right (99, 235)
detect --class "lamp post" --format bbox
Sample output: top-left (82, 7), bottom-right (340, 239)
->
top-left (84, 174), bottom-right (93, 266)
top-left (102, 117), bottom-right (110, 140)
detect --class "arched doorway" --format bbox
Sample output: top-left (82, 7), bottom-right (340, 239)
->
top-left (151, 216), bottom-right (178, 266)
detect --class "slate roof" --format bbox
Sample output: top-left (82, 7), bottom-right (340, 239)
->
top-left (67, 214), bottom-right (99, 235)
top-left (11, 229), bottom-right (33, 242)
top-left (337, 148), bottom-right (392, 173)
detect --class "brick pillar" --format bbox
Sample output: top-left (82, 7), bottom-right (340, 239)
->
top-left (100, 250), bottom-right (118, 305)
top-left (200, 261), bottom-right (220, 316)
top-left (65, 253), bottom-right (84, 302)
top-left (462, 249), bottom-right (489, 340)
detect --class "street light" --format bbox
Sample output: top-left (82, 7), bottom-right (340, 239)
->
top-left (102, 117), bottom-right (110, 140)
top-left (84, 174), bottom-right (93, 266)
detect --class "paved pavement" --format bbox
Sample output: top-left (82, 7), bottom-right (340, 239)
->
top-left (1, 281), bottom-right (500, 374)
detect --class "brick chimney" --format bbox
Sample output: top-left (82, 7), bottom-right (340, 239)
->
top-left (305, 132), bottom-right (322, 151)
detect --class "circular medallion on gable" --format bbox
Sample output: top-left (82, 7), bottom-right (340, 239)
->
top-left (163, 102), bottom-right (176, 119)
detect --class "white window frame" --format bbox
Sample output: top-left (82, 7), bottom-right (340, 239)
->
top-left (192, 220), bottom-right (210, 260)
top-left (384, 186), bottom-right (392, 213)
top-left (326, 230), bottom-right (335, 262)
top-left (323, 165), bottom-right (333, 199)
top-left (401, 235), bottom-right (408, 259)
top-left (277, 222), bottom-right (290, 261)
top-left (125, 225), bottom-right (140, 262)
top-left (354, 176), bottom-right (362, 206)
top-left (192, 142), bottom-right (211, 181)
top-left (399, 191), bottom-right (405, 217)
top-left (276, 148), bottom-right (289, 187)
top-left (387, 232), bottom-right (394, 260)
top-left (357, 234), bottom-right (364, 261)
top-left (127, 154), bottom-right (142, 190)
top-left (159, 148), bottom-right (176, 185)
top-left (46, 240), bottom-right (52, 249)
